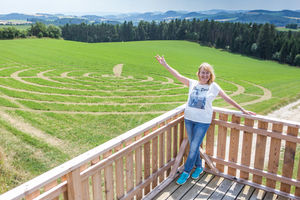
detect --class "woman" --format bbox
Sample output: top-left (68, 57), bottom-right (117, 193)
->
top-left (155, 55), bottom-right (255, 185)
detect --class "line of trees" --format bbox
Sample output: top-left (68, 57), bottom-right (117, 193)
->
top-left (0, 20), bottom-right (299, 66)
top-left (0, 22), bottom-right (61, 39)
top-left (61, 19), bottom-right (300, 66)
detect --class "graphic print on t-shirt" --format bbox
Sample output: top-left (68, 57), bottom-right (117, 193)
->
top-left (188, 86), bottom-right (208, 109)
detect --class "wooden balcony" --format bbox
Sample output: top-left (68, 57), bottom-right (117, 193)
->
top-left (0, 104), bottom-right (299, 200)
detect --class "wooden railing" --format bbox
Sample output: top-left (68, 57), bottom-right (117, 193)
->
top-left (0, 104), bottom-right (300, 200)
top-left (203, 107), bottom-right (300, 200)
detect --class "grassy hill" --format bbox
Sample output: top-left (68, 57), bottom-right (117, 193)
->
top-left (0, 38), bottom-right (300, 193)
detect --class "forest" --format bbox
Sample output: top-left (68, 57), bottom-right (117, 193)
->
top-left (1, 19), bottom-right (300, 66)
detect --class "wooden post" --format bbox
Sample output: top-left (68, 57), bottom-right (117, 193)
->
top-left (159, 127), bottom-right (165, 183)
top-left (135, 135), bottom-right (143, 199)
top-left (179, 120), bottom-right (184, 166)
top-left (92, 169), bottom-right (102, 200)
top-left (228, 115), bottom-right (241, 176)
top-left (170, 139), bottom-right (188, 177)
top-left (115, 144), bottom-right (124, 199)
top-left (152, 135), bottom-right (158, 189)
top-left (206, 112), bottom-right (216, 169)
top-left (80, 164), bottom-right (90, 200)
top-left (103, 151), bottom-right (114, 200)
top-left (66, 168), bottom-right (82, 200)
top-left (216, 113), bottom-right (228, 172)
top-left (266, 123), bottom-right (283, 189)
top-left (280, 127), bottom-right (298, 193)
top-left (240, 118), bottom-right (254, 180)
top-left (126, 151), bottom-right (134, 194)
top-left (253, 120), bottom-right (268, 184)
top-left (166, 126), bottom-right (172, 176)
top-left (144, 130), bottom-right (151, 195)
top-left (296, 157), bottom-right (300, 197)
top-left (173, 124), bottom-right (178, 159)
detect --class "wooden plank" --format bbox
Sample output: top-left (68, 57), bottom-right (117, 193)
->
top-left (253, 120), bottom-right (268, 184)
top-left (209, 156), bottom-right (300, 187)
top-left (280, 127), bottom-right (298, 193)
top-left (179, 120), bottom-right (185, 166)
top-left (159, 131), bottom-right (165, 183)
top-left (126, 151), bottom-right (134, 194)
top-left (169, 139), bottom-right (188, 177)
top-left (25, 190), bottom-right (40, 200)
top-left (167, 173), bottom-right (206, 200)
top-left (296, 153), bottom-right (300, 197)
top-left (194, 176), bottom-right (224, 199)
top-left (235, 185), bottom-right (255, 200)
top-left (92, 170), bottom-right (102, 200)
top-left (240, 118), bottom-right (254, 180)
top-left (266, 123), bottom-right (283, 189)
top-left (80, 164), bottom-right (90, 200)
top-left (152, 180), bottom-right (180, 200)
top-left (228, 115), bottom-right (241, 176)
top-left (249, 188), bottom-right (266, 200)
top-left (144, 130), bottom-right (151, 195)
top-left (135, 135), bottom-right (143, 200)
top-left (115, 144), bottom-right (124, 199)
top-left (61, 175), bottom-right (68, 200)
top-left (179, 120), bottom-right (184, 148)
top-left (213, 119), bottom-right (300, 144)
top-left (180, 173), bottom-right (214, 199)
top-left (81, 177), bottom-right (90, 200)
top-left (103, 151), bottom-right (114, 200)
top-left (209, 178), bottom-right (233, 200)
top-left (216, 113), bottom-right (228, 172)
top-left (205, 168), bottom-right (298, 200)
top-left (66, 168), bottom-right (82, 200)
top-left (263, 192), bottom-right (277, 200)
top-left (199, 148), bottom-right (219, 174)
top-left (166, 126), bottom-right (172, 176)
top-left (213, 106), bottom-right (300, 128)
top-left (44, 180), bottom-right (59, 200)
top-left (222, 182), bottom-right (244, 200)
top-left (277, 196), bottom-right (290, 200)
top-left (33, 182), bottom-right (67, 200)
top-left (205, 112), bottom-right (216, 169)
top-left (152, 135), bottom-right (159, 189)
top-left (173, 124), bottom-right (178, 159)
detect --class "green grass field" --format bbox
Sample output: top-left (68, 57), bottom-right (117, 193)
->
top-left (0, 38), bottom-right (300, 193)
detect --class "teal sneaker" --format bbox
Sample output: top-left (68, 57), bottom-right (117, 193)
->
top-left (176, 171), bottom-right (190, 185)
top-left (191, 167), bottom-right (203, 180)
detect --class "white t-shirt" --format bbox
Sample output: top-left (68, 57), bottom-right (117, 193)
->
top-left (184, 79), bottom-right (221, 123)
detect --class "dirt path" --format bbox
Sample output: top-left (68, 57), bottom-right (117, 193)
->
top-left (1, 106), bottom-right (166, 115)
top-left (0, 109), bottom-right (65, 147)
top-left (267, 98), bottom-right (300, 122)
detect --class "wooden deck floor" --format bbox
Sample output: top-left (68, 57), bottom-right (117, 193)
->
top-left (153, 172), bottom-right (289, 200)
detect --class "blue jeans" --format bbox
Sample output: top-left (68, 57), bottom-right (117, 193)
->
top-left (184, 119), bottom-right (210, 173)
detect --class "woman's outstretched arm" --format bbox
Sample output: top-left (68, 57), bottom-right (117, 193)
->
top-left (218, 89), bottom-right (256, 115)
top-left (155, 55), bottom-right (189, 87)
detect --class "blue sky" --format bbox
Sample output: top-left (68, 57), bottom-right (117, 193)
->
top-left (0, 0), bottom-right (299, 15)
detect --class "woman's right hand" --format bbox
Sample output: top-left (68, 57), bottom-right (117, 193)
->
top-left (155, 55), bottom-right (167, 66)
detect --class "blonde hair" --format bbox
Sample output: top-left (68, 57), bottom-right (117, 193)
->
top-left (197, 62), bottom-right (215, 85)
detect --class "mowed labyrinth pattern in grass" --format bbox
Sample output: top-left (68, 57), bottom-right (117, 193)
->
top-left (0, 39), bottom-right (300, 193)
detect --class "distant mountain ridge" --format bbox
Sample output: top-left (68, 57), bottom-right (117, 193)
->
top-left (0, 9), bottom-right (299, 27)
